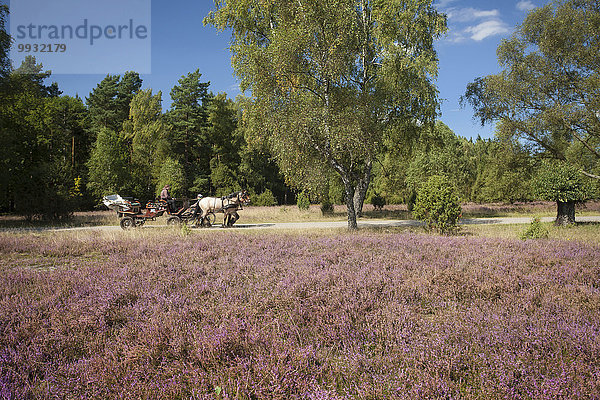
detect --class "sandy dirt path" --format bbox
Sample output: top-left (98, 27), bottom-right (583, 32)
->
top-left (29, 215), bottom-right (600, 232)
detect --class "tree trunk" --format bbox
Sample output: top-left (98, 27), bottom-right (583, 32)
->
top-left (342, 178), bottom-right (358, 230)
top-left (353, 161), bottom-right (372, 218)
top-left (353, 188), bottom-right (366, 219)
top-left (555, 201), bottom-right (575, 226)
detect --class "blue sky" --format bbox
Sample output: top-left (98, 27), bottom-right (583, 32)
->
top-left (9, 0), bottom-right (151, 73)
top-left (5, 0), bottom-right (551, 139)
top-left (434, 0), bottom-right (550, 139)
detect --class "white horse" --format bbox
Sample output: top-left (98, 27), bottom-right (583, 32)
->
top-left (198, 191), bottom-right (250, 227)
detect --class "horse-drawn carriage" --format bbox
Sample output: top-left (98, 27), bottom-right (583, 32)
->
top-left (102, 194), bottom-right (168, 229)
top-left (103, 191), bottom-right (250, 230)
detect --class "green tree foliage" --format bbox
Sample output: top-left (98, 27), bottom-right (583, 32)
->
top-left (375, 120), bottom-right (538, 206)
top-left (0, 5), bottom-right (10, 80)
top-left (405, 121), bottom-right (475, 200)
top-left (83, 73), bottom-right (289, 205)
top-left (42, 95), bottom-right (91, 210)
top-left (122, 89), bottom-right (167, 200)
top-left (369, 192), bottom-right (386, 210)
top-left (533, 160), bottom-right (593, 225)
top-left (239, 148), bottom-right (289, 203)
top-left (12, 55), bottom-right (61, 97)
top-left (156, 157), bottom-right (186, 198)
top-left (296, 191), bottom-right (310, 211)
top-left (85, 72), bottom-right (153, 202)
top-left (374, 121), bottom-right (477, 203)
top-left (0, 54), bottom-right (89, 219)
top-left (320, 197), bottom-right (334, 215)
top-left (86, 127), bottom-right (130, 199)
top-left (238, 140), bottom-right (288, 203)
top-left (472, 138), bottom-right (533, 203)
top-left (0, 80), bottom-right (42, 213)
top-left (207, 94), bottom-right (243, 195)
top-left (372, 124), bottom-right (418, 205)
top-left (206, 0), bottom-right (447, 229)
top-left (43, 96), bottom-right (90, 171)
top-left (253, 189), bottom-right (278, 207)
top-left (208, 94), bottom-right (240, 168)
top-left (86, 72), bottom-right (142, 133)
top-left (463, 0), bottom-right (600, 181)
top-left (86, 75), bottom-right (120, 132)
top-left (236, 97), bottom-right (289, 203)
top-left (412, 175), bottom-right (462, 234)
top-left (165, 69), bottom-right (212, 196)
top-left (210, 162), bottom-right (240, 196)
top-left (0, 6), bottom-right (291, 215)
top-left (117, 72), bottom-right (144, 124)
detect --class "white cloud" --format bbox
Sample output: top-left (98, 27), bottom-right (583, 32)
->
top-left (516, 1), bottom-right (536, 11)
top-left (446, 7), bottom-right (500, 23)
top-left (436, 3), bottom-right (515, 44)
top-left (465, 20), bottom-right (511, 41)
top-left (434, 0), bottom-right (457, 9)
top-left (445, 32), bottom-right (468, 44)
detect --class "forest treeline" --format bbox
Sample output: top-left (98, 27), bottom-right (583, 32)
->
top-left (1, 3), bottom-right (598, 220)
top-left (0, 58), bottom-right (289, 219)
top-left (1, 56), bottom-right (588, 220)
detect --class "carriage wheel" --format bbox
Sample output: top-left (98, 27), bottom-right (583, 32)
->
top-left (120, 216), bottom-right (135, 230)
top-left (167, 216), bottom-right (181, 226)
top-left (201, 213), bottom-right (216, 227)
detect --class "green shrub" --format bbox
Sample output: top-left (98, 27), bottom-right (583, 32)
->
top-left (297, 191), bottom-right (311, 211)
top-left (412, 175), bottom-right (462, 234)
top-left (370, 192), bottom-right (386, 210)
top-left (519, 217), bottom-right (549, 240)
top-left (253, 189), bottom-right (278, 206)
top-left (180, 223), bottom-right (192, 237)
top-left (320, 198), bottom-right (334, 215)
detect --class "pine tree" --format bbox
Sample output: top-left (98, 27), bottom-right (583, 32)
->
top-left (116, 71), bottom-right (144, 124)
top-left (165, 69), bottom-right (212, 196)
top-left (86, 72), bottom-right (142, 134)
top-left (86, 75), bottom-right (120, 132)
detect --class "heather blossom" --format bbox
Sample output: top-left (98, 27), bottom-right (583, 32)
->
top-left (0, 230), bottom-right (599, 398)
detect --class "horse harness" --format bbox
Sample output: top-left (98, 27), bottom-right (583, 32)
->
top-left (213, 192), bottom-right (243, 213)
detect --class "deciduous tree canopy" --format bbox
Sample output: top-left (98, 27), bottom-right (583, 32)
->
top-left (206, 0), bottom-right (447, 228)
top-left (463, 0), bottom-right (600, 181)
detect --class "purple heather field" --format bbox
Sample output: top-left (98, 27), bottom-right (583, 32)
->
top-left (0, 230), bottom-right (599, 399)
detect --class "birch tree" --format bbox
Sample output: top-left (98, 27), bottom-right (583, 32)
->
top-left (206, 0), bottom-right (446, 228)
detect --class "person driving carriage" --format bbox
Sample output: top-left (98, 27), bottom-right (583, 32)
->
top-left (160, 184), bottom-right (176, 212)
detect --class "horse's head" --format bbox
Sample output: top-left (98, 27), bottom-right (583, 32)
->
top-left (239, 190), bottom-right (251, 205)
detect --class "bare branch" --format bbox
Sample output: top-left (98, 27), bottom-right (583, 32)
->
top-left (581, 169), bottom-right (600, 180)
top-left (571, 129), bottom-right (600, 159)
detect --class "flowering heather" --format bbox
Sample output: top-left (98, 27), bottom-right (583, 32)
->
top-left (1, 230), bottom-right (599, 399)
